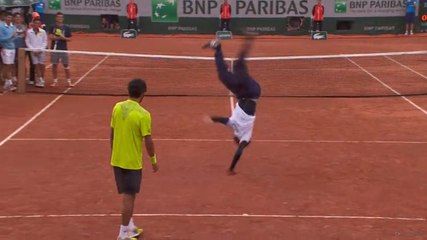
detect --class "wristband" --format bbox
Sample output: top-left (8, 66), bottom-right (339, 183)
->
top-left (150, 154), bottom-right (157, 165)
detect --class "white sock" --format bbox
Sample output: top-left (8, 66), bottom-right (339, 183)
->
top-left (53, 78), bottom-right (58, 83)
top-left (128, 218), bottom-right (136, 229)
top-left (119, 225), bottom-right (128, 238)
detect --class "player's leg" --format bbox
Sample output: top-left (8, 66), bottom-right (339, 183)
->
top-left (62, 53), bottom-right (73, 87)
top-left (228, 140), bottom-right (250, 175)
top-left (2, 49), bottom-right (16, 91)
top-left (114, 167), bottom-right (143, 240)
top-left (28, 51), bottom-right (35, 85)
top-left (51, 52), bottom-right (59, 86)
top-left (39, 52), bottom-right (46, 82)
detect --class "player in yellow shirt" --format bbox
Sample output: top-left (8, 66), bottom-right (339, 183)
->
top-left (110, 79), bottom-right (159, 240)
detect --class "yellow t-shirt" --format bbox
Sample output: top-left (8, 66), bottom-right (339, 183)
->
top-left (110, 99), bottom-right (151, 170)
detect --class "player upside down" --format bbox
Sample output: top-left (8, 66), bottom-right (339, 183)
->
top-left (203, 37), bottom-right (261, 175)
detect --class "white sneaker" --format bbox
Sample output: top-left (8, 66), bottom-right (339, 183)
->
top-left (35, 81), bottom-right (45, 88)
top-left (3, 81), bottom-right (16, 92)
top-left (51, 81), bottom-right (58, 87)
top-left (405, 31), bottom-right (409, 35)
top-left (67, 80), bottom-right (74, 87)
top-left (28, 80), bottom-right (35, 85)
top-left (410, 31), bottom-right (414, 35)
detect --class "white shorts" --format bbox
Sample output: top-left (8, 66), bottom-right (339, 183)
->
top-left (31, 52), bottom-right (46, 65)
top-left (228, 103), bottom-right (256, 143)
top-left (1, 49), bottom-right (16, 65)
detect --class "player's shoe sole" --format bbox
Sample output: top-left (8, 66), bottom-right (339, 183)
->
top-left (129, 227), bottom-right (143, 237)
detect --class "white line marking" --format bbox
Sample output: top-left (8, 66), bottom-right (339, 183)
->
top-left (346, 57), bottom-right (427, 116)
top-left (0, 56), bottom-right (109, 147)
top-left (9, 138), bottom-right (427, 144)
top-left (385, 56), bottom-right (427, 80)
top-left (0, 213), bottom-right (424, 221)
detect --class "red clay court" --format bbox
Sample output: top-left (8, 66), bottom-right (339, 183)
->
top-left (1, 34), bottom-right (427, 239)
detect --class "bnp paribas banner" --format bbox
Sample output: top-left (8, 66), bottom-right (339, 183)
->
top-left (42, 0), bottom-right (408, 18)
top-left (148, 0), bottom-right (408, 21)
top-left (45, 0), bottom-right (144, 15)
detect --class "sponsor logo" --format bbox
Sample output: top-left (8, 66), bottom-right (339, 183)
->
top-left (312, 31), bottom-right (327, 40)
top-left (121, 29), bottom-right (138, 38)
top-left (216, 31), bottom-right (232, 40)
top-left (152, 0), bottom-right (178, 23)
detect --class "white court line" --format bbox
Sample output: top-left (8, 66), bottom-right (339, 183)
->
top-left (385, 56), bottom-right (427, 81)
top-left (9, 138), bottom-right (427, 144)
top-left (0, 56), bottom-right (109, 147)
top-left (0, 213), bottom-right (424, 221)
top-left (346, 57), bottom-right (427, 116)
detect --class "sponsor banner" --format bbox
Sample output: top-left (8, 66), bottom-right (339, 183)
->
top-left (42, 0), bottom-right (408, 18)
top-left (328, 0), bottom-right (407, 17)
top-left (45, 0), bottom-right (142, 15)
top-left (0, 0), bottom-right (31, 6)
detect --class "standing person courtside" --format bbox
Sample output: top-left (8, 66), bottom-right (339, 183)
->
top-left (26, 18), bottom-right (47, 88)
top-left (405, 0), bottom-right (417, 35)
top-left (220, 0), bottom-right (231, 31)
top-left (0, 12), bottom-right (17, 92)
top-left (12, 13), bottom-right (28, 84)
top-left (312, 0), bottom-right (325, 32)
top-left (127, 0), bottom-right (138, 31)
top-left (49, 12), bottom-right (73, 87)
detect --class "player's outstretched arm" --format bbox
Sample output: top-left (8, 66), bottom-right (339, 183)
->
top-left (229, 141), bottom-right (250, 175)
top-left (144, 135), bottom-right (159, 173)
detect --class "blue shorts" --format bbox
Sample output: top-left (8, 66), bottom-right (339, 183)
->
top-left (406, 12), bottom-right (415, 24)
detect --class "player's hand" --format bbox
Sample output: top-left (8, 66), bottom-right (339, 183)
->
top-left (152, 163), bottom-right (159, 173)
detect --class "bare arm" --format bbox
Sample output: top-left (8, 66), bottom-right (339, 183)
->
top-left (110, 128), bottom-right (114, 152)
top-left (144, 135), bottom-right (159, 172)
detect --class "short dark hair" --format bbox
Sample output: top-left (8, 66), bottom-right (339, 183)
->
top-left (56, 12), bottom-right (64, 16)
top-left (6, 11), bottom-right (12, 17)
top-left (13, 12), bottom-right (21, 17)
top-left (128, 79), bottom-right (147, 98)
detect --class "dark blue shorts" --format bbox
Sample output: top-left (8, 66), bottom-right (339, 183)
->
top-left (406, 12), bottom-right (415, 24)
top-left (113, 166), bottom-right (142, 194)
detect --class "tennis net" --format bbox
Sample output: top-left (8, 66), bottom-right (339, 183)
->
top-left (16, 48), bottom-right (427, 98)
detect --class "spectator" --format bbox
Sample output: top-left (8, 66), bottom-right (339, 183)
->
top-left (49, 12), bottom-right (73, 87)
top-left (127, 0), bottom-right (138, 30)
top-left (0, 12), bottom-right (17, 92)
top-left (220, 0), bottom-right (231, 31)
top-left (31, 0), bottom-right (45, 24)
top-left (0, 10), bottom-right (5, 86)
top-left (405, 0), bottom-right (417, 35)
top-left (26, 18), bottom-right (47, 88)
top-left (312, 0), bottom-right (325, 32)
top-left (13, 13), bottom-right (30, 84)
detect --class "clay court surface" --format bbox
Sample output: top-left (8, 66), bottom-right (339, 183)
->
top-left (1, 34), bottom-right (427, 239)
